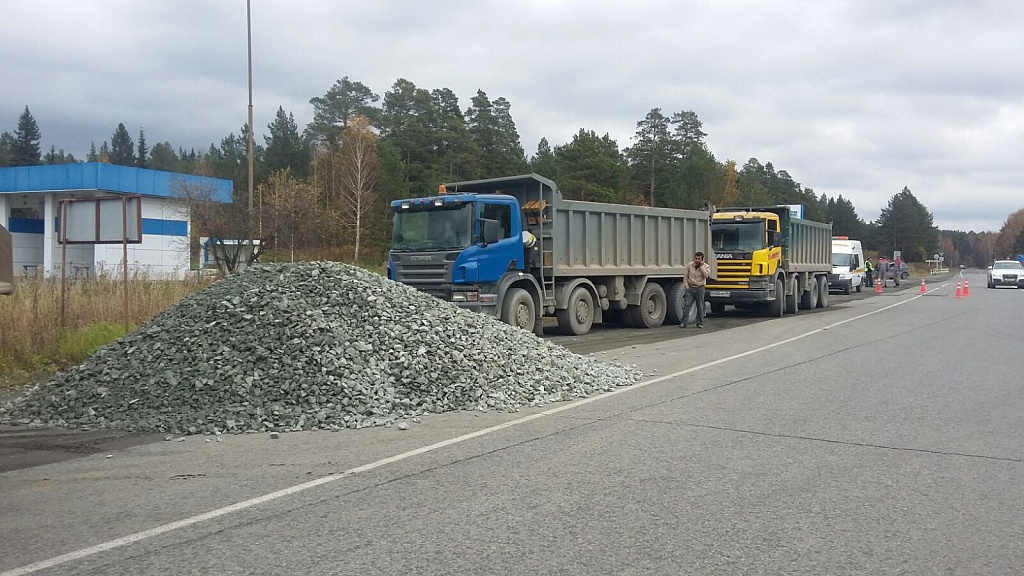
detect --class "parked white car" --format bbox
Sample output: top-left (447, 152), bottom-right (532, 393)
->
top-left (987, 260), bottom-right (1024, 288)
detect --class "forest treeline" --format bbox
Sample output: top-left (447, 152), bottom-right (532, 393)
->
top-left (3, 77), bottom-right (1023, 266)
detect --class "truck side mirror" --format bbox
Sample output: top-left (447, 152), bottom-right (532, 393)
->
top-left (481, 219), bottom-right (500, 246)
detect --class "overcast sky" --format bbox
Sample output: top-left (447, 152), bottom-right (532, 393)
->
top-left (3, 1), bottom-right (1021, 232)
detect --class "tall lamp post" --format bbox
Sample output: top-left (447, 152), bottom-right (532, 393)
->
top-left (246, 0), bottom-right (255, 254)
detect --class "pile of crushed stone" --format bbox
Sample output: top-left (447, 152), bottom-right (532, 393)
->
top-left (1, 262), bottom-right (642, 434)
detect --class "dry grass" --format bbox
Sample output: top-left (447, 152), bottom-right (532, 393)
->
top-left (0, 273), bottom-right (212, 392)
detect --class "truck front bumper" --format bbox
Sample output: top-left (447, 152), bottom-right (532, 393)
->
top-left (705, 276), bottom-right (775, 303)
top-left (705, 289), bottom-right (773, 303)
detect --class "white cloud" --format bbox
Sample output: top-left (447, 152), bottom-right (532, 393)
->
top-left (2, 0), bottom-right (1022, 232)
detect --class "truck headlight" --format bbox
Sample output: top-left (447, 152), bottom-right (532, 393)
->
top-left (451, 291), bottom-right (479, 302)
top-left (747, 276), bottom-right (769, 290)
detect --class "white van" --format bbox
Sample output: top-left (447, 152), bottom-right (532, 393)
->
top-left (830, 237), bottom-right (865, 294)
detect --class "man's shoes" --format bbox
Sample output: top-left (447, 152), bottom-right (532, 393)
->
top-left (697, 324), bottom-right (704, 328)
top-left (678, 323), bottom-right (687, 328)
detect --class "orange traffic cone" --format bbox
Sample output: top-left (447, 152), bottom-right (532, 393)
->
top-left (963, 278), bottom-right (970, 296)
top-left (875, 277), bottom-right (883, 294)
top-left (955, 280), bottom-right (962, 299)
top-left (919, 278), bottom-right (926, 294)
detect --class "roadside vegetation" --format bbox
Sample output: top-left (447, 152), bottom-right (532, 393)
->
top-left (0, 252), bottom-right (385, 395)
top-left (0, 272), bottom-right (210, 393)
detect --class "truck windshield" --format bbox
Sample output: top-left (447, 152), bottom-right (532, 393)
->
top-left (392, 205), bottom-right (474, 251)
top-left (712, 222), bottom-right (765, 252)
top-left (832, 253), bottom-right (852, 267)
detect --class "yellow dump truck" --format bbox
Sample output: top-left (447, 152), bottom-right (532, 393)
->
top-left (706, 205), bottom-right (832, 317)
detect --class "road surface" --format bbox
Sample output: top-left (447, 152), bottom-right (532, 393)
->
top-left (4, 272), bottom-right (1023, 575)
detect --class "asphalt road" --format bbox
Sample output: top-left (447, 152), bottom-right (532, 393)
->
top-left (4, 271), bottom-right (1023, 575)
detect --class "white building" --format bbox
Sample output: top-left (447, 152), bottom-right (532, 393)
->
top-left (0, 163), bottom-right (232, 279)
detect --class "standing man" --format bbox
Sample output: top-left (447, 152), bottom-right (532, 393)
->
top-left (864, 256), bottom-right (874, 288)
top-left (679, 251), bottom-right (711, 328)
top-left (877, 256), bottom-right (889, 288)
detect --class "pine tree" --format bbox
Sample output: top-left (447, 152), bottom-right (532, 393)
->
top-left (0, 131), bottom-right (15, 167)
top-left (264, 106), bottom-right (311, 179)
top-left (12, 106), bottom-right (43, 166)
top-left (109, 123), bottom-right (136, 166)
top-left (136, 129), bottom-right (148, 168)
top-left (87, 142), bottom-right (99, 162)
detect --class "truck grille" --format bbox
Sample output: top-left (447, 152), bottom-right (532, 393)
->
top-left (709, 260), bottom-right (752, 289)
top-left (391, 253), bottom-right (454, 299)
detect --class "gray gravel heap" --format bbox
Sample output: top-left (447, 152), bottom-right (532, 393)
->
top-left (1, 262), bottom-right (642, 434)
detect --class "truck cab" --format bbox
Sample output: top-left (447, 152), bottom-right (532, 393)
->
top-left (707, 209), bottom-right (783, 303)
top-left (388, 189), bottom-right (534, 320)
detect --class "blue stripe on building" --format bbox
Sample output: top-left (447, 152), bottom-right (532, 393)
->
top-left (8, 217), bottom-right (44, 234)
top-left (141, 218), bottom-right (188, 237)
top-left (7, 217), bottom-right (187, 237)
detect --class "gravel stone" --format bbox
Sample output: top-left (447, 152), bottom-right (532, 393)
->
top-left (1, 262), bottom-right (642, 434)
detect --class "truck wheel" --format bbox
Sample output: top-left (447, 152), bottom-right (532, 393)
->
top-left (800, 278), bottom-right (818, 309)
top-left (629, 282), bottom-right (667, 328)
top-left (501, 288), bottom-right (536, 333)
top-left (843, 280), bottom-right (852, 295)
top-left (785, 276), bottom-right (799, 314)
top-left (556, 286), bottom-right (594, 335)
top-left (767, 278), bottom-right (784, 317)
top-left (710, 302), bottom-right (726, 314)
top-left (816, 275), bottom-right (829, 308)
top-left (855, 280), bottom-right (862, 293)
top-left (666, 281), bottom-right (686, 325)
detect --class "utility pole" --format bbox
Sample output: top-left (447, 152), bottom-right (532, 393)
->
top-left (246, 0), bottom-right (255, 263)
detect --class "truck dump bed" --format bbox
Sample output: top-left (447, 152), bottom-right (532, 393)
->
top-left (780, 213), bottom-right (832, 272)
top-left (443, 174), bottom-right (714, 278)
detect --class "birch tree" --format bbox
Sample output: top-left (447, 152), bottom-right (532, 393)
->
top-left (338, 115), bottom-right (379, 263)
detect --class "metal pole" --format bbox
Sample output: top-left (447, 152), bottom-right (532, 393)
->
top-left (122, 197), bottom-right (129, 335)
top-left (246, 0), bottom-right (255, 224)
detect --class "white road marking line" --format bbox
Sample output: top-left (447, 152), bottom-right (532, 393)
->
top-left (1, 289), bottom-right (932, 576)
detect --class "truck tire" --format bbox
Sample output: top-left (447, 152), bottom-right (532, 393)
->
top-left (501, 288), bottom-right (536, 333)
top-left (666, 281), bottom-right (686, 325)
top-left (799, 277), bottom-right (818, 310)
top-left (843, 280), bottom-right (852, 295)
top-left (785, 276), bottom-right (799, 314)
top-left (556, 286), bottom-right (594, 335)
top-left (767, 278), bottom-right (784, 317)
top-left (710, 302), bottom-right (726, 314)
top-left (816, 275), bottom-right (829, 308)
top-left (629, 282), bottom-right (667, 328)
top-left (855, 280), bottom-right (862, 293)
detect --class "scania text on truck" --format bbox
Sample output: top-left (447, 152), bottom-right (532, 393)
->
top-left (705, 205), bottom-right (832, 316)
top-left (388, 174), bottom-right (714, 336)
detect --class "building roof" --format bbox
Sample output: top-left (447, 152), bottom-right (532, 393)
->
top-left (0, 163), bottom-right (232, 203)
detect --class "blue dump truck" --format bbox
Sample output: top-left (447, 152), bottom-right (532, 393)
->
top-left (388, 174), bottom-right (714, 335)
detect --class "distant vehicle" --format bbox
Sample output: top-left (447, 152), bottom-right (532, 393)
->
top-left (987, 260), bottom-right (1024, 289)
top-left (886, 261), bottom-right (909, 281)
top-left (829, 237), bottom-right (865, 294)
